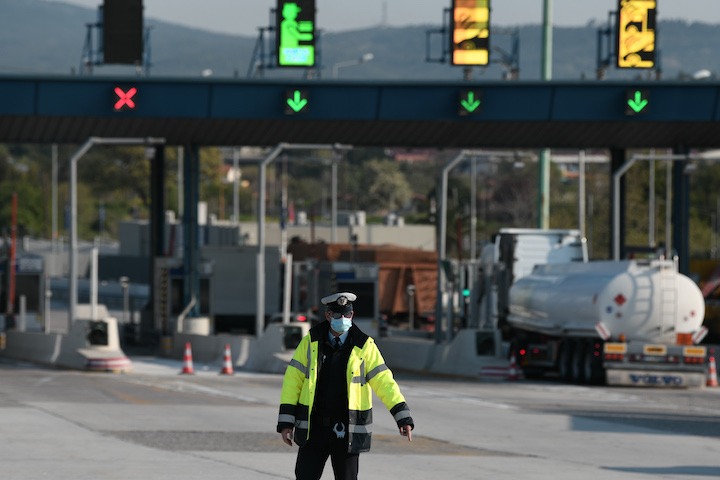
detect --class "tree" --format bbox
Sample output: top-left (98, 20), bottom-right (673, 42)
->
top-left (689, 160), bottom-right (720, 258)
top-left (355, 159), bottom-right (413, 214)
top-left (0, 145), bottom-right (46, 237)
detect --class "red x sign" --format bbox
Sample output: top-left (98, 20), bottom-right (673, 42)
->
top-left (114, 87), bottom-right (137, 110)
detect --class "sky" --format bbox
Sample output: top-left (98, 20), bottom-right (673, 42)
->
top-left (53, 0), bottom-right (720, 36)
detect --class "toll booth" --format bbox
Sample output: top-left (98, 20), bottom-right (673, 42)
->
top-left (150, 257), bottom-right (212, 338)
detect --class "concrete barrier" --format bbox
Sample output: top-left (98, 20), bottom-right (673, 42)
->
top-left (1, 304), bottom-right (131, 373)
top-left (375, 335), bottom-right (435, 372)
top-left (1, 318), bottom-right (506, 380)
top-left (377, 329), bottom-right (508, 378)
top-left (429, 329), bottom-right (507, 377)
top-left (3, 330), bottom-right (66, 365)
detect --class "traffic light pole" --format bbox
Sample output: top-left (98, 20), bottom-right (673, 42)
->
top-left (611, 152), bottom-right (696, 263)
top-left (68, 137), bottom-right (165, 328)
top-left (436, 150), bottom-right (518, 344)
top-left (255, 143), bottom-right (351, 338)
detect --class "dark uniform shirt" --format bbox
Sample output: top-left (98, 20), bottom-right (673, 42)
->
top-left (313, 330), bottom-right (353, 425)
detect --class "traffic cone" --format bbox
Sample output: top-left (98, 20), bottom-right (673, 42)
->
top-left (220, 344), bottom-right (234, 375)
top-left (707, 356), bottom-right (718, 387)
top-left (181, 342), bottom-right (195, 375)
top-left (507, 352), bottom-right (523, 381)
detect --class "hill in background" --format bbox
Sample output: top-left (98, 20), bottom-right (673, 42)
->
top-left (0, 0), bottom-right (719, 81)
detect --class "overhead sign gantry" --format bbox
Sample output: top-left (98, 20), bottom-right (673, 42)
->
top-left (2, 77), bottom-right (720, 148)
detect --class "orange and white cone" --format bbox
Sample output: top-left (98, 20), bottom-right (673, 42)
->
top-left (507, 352), bottom-right (523, 381)
top-left (220, 344), bottom-right (234, 375)
top-left (181, 342), bottom-right (195, 375)
top-left (707, 356), bottom-right (718, 387)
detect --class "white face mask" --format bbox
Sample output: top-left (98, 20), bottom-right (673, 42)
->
top-left (330, 316), bottom-right (352, 333)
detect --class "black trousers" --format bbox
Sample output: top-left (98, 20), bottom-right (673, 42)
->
top-left (295, 423), bottom-right (359, 480)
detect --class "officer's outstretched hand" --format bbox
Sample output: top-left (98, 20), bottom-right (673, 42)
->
top-left (399, 425), bottom-right (412, 442)
top-left (281, 427), bottom-right (294, 446)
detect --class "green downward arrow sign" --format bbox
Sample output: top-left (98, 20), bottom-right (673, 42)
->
top-left (286, 90), bottom-right (308, 113)
top-left (459, 90), bottom-right (482, 115)
top-left (627, 90), bottom-right (649, 113)
top-left (461, 92), bottom-right (481, 112)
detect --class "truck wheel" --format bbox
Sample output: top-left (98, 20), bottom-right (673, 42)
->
top-left (571, 341), bottom-right (586, 384)
top-left (558, 343), bottom-right (572, 382)
top-left (583, 345), bottom-right (605, 385)
top-left (582, 348), bottom-right (594, 383)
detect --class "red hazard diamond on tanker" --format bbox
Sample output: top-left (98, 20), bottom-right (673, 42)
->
top-left (614, 294), bottom-right (626, 306)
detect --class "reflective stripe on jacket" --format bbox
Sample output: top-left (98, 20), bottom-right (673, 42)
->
top-left (277, 323), bottom-right (411, 453)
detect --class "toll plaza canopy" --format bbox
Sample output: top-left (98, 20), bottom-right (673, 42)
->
top-left (1, 75), bottom-right (720, 149)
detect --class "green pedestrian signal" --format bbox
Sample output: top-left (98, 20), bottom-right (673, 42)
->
top-left (285, 89), bottom-right (309, 114)
top-left (459, 90), bottom-right (482, 115)
top-left (625, 89), bottom-right (649, 115)
top-left (276, 1), bottom-right (316, 67)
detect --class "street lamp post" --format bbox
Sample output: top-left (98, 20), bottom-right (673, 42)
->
top-left (332, 53), bottom-right (374, 79)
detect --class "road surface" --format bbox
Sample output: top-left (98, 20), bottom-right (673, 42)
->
top-left (1, 355), bottom-right (720, 479)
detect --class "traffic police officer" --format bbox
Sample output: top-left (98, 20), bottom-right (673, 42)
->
top-left (277, 291), bottom-right (414, 480)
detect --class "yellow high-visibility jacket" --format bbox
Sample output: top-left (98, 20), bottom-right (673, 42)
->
top-left (277, 323), bottom-right (413, 453)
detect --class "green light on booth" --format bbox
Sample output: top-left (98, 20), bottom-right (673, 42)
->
top-left (462, 288), bottom-right (471, 297)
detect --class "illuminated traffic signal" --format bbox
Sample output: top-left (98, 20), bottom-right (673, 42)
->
top-left (113, 86), bottom-right (137, 111)
top-left (458, 89), bottom-right (482, 115)
top-left (276, 0), bottom-right (316, 67)
top-left (285, 89), bottom-right (309, 114)
top-left (617, 0), bottom-right (656, 69)
top-left (451, 0), bottom-right (490, 66)
top-left (625, 89), bottom-right (649, 115)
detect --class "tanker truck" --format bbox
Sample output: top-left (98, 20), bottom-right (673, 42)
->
top-left (475, 229), bottom-right (709, 387)
top-left (506, 259), bottom-right (708, 387)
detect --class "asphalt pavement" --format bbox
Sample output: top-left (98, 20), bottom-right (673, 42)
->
top-left (2, 355), bottom-right (720, 480)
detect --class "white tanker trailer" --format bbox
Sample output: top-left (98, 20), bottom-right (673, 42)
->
top-left (506, 259), bottom-right (709, 387)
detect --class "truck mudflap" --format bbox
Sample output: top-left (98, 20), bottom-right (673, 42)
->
top-left (606, 369), bottom-right (706, 388)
